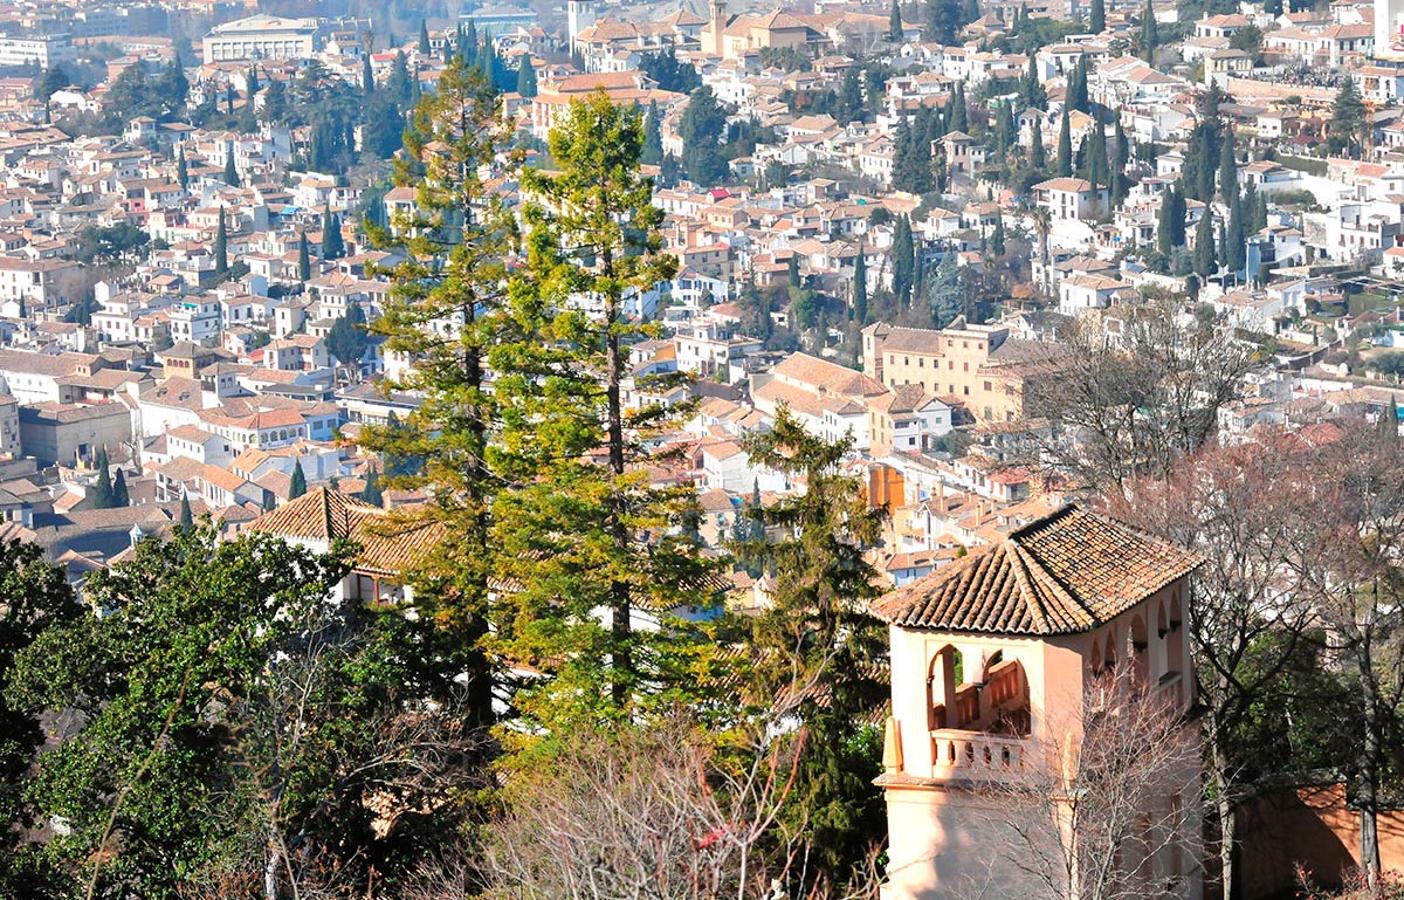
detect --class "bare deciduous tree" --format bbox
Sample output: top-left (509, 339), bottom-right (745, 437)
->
top-left (1024, 298), bottom-right (1255, 495)
top-left (960, 669), bottom-right (1201, 900)
top-left (1283, 423), bottom-right (1404, 888)
top-left (470, 716), bottom-right (809, 900)
top-left (1106, 431), bottom-right (1321, 899)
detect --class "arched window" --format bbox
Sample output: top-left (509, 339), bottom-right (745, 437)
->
top-left (1166, 593), bottom-right (1185, 676)
top-left (926, 645), bottom-right (962, 730)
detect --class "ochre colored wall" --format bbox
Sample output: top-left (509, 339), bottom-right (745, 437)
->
top-left (1235, 783), bottom-right (1404, 900)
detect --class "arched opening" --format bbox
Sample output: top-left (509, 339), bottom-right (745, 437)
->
top-left (926, 645), bottom-right (962, 730)
top-left (1166, 593), bottom-right (1185, 676)
top-left (1130, 614), bottom-right (1149, 689)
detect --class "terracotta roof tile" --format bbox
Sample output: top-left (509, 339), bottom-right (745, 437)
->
top-left (871, 505), bottom-right (1200, 635)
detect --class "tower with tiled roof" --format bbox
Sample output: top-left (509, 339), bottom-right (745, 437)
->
top-left (870, 504), bottom-right (1203, 898)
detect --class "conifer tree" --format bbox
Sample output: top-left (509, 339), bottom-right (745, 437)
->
top-left (223, 152), bottom-right (239, 186)
top-left (361, 467), bottom-right (382, 506)
top-left (516, 52), bottom-right (537, 97)
top-left (1226, 193), bottom-right (1246, 276)
top-left (179, 493), bottom-right (193, 528)
top-left (890, 0), bottom-right (904, 40)
top-left (1022, 54), bottom-right (1047, 110)
top-left (733, 409), bottom-right (888, 891)
top-left (1082, 124), bottom-right (1108, 194)
top-left (641, 100), bottom-right (663, 165)
top-left (247, 65), bottom-right (259, 95)
top-left (214, 207), bottom-right (228, 275)
top-left (1090, 0), bottom-right (1106, 33)
top-left (362, 58), bottom-right (515, 726)
top-left (298, 231), bottom-right (311, 281)
top-left (853, 242), bottom-right (868, 323)
top-left (892, 214), bottom-right (915, 308)
top-left (362, 52), bottom-right (374, 95)
top-left (1140, 0), bottom-right (1159, 62)
top-left (92, 448), bottom-right (113, 509)
top-left (1219, 125), bottom-right (1238, 206)
top-left (949, 81), bottom-right (968, 133)
top-left (1068, 56), bottom-right (1089, 113)
top-left (1031, 117), bottom-right (1046, 168)
top-left (321, 210), bottom-right (344, 260)
top-left (1110, 117), bottom-right (1130, 206)
top-left (112, 468), bottom-right (129, 507)
top-left (1329, 77), bottom-right (1366, 157)
top-left (498, 94), bottom-right (710, 734)
top-left (992, 215), bottom-right (1006, 256)
top-left (176, 147), bottom-right (188, 189)
top-left (419, 19), bottom-right (431, 55)
top-left (1056, 105), bottom-right (1072, 176)
top-left (289, 459), bottom-right (307, 499)
top-left (1193, 209), bottom-right (1217, 278)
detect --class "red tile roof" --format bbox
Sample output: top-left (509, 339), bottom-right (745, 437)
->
top-left (871, 505), bottom-right (1200, 635)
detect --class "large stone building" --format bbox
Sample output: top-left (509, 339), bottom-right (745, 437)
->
top-left (871, 505), bottom-right (1203, 898)
top-left (202, 15), bottom-right (320, 64)
top-left (861, 321), bottom-right (1064, 425)
top-left (699, 0), bottom-right (818, 60)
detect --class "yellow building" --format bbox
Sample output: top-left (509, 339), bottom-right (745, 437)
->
top-left (699, 0), bottom-right (819, 60)
top-left (861, 320), bottom-right (1063, 425)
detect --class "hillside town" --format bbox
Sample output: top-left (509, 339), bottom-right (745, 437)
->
top-left (0, 0), bottom-right (1401, 897)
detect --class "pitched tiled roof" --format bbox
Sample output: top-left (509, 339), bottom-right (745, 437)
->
top-left (871, 505), bottom-right (1200, 635)
top-left (246, 486), bottom-right (444, 577)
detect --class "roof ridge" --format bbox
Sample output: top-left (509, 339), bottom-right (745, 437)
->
top-left (1003, 539), bottom-right (1050, 635)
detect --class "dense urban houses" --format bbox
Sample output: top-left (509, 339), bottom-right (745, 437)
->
top-left (0, 0), bottom-right (1399, 896)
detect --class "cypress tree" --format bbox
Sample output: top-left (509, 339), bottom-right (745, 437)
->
top-left (223, 151), bottom-right (239, 186)
top-left (176, 147), bottom-right (188, 189)
top-left (1082, 124), bottom-right (1108, 192)
top-left (890, 0), bottom-right (904, 41)
top-left (362, 52), bottom-right (374, 94)
top-left (1022, 55), bottom-right (1047, 110)
top-left (419, 19), bottom-right (431, 55)
top-left (247, 65), bottom-right (260, 95)
top-left (1226, 193), bottom-right (1246, 276)
top-left (361, 467), bottom-right (383, 506)
top-left (290, 460), bottom-right (307, 499)
top-left (642, 100), bottom-right (663, 165)
top-left (1090, 0), bottom-right (1105, 32)
top-left (516, 52), bottom-right (537, 97)
top-left (92, 448), bottom-right (113, 509)
top-left (113, 468), bottom-right (129, 507)
top-left (1157, 184), bottom-right (1180, 257)
top-left (1193, 209), bottom-right (1216, 277)
top-left (179, 493), bottom-right (193, 528)
top-left (1140, 0), bottom-right (1159, 63)
top-left (1110, 117), bottom-right (1129, 206)
top-left (321, 210), bottom-right (344, 260)
top-left (1250, 183), bottom-right (1268, 232)
top-left (893, 215), bottom-right (915, 308)
top-left (853, 243), bottom-right (868, 323)
top-left (1069, 57), bottom-right (1089, 114)
top-left (1219, 125), bottom-right (1238, 206)
top-left (949, 82), bottom-right (968, 133)
top-left (298, 231), bottom-right (311, 281)
top-left (1031, 117), bottom-right (1046, 168)
top-left (1055, 106), bottom-right (1072, 177)
top-left (214, 207), bottom-right (228, 275)
top-left (992, 216), bottom-right (1006, 256)
top-left (1171, 183), bottom-right (1187, 246)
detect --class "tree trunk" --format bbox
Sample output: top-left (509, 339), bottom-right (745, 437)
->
top-left (603, 258), bottom-right (631, 709)
top-left (265, 834), bottom-right (280, 900)
top-left (1212, 741), bottom-right (1238, 900)
top-left (1357, 657), bottom-right (1381, 886)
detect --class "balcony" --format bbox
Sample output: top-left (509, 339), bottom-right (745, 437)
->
top-left (928, 729), bottom-right (1027, 782)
